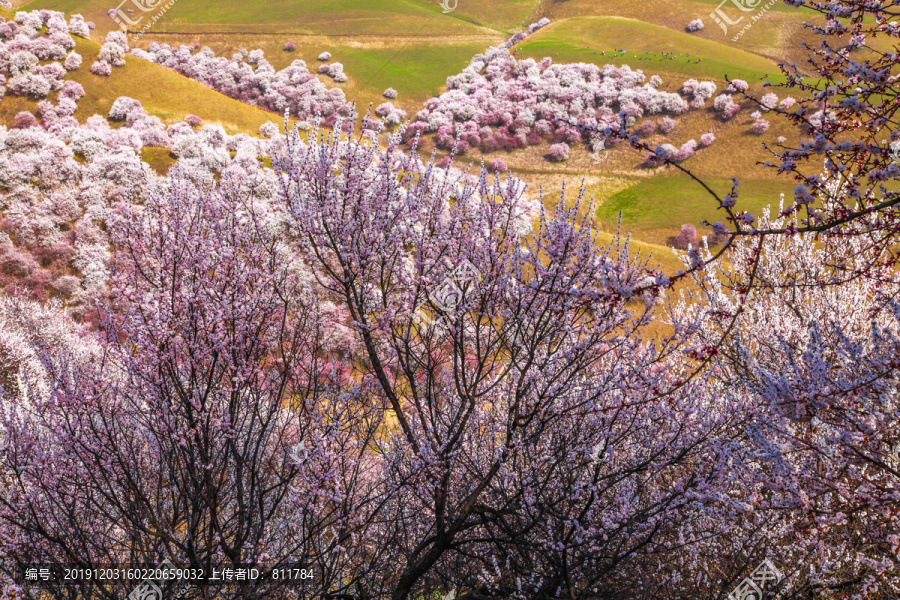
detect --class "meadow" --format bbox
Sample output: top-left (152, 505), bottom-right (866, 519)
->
top-left (2, 0), bottom-right (817, 269)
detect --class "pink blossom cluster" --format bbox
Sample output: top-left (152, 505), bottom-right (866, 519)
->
top-left (547, 141), bottom-right (569, 161)
top-left (713, 93), bottom-right (742, 119)
top-left (131, 43), bottom-right (353, 125)
top-left (681, 78), bottom-right (717, 107)
top-left (778, 96), bottom-right (796, 110)
top-left (406, 28), bottom-right (691, 154)
top-left (91, 30), bottom-right (128, 76)
top-left (0, 10), bottom-right (79, 100)
top-left (527, 17), bottom-right (550, 33)
top-left (317, 60), bottom-right (347, 82)
top-left (658, 115), bottom-right (677, 133)
top-left (374, 102), bottom-right (407, 126)
top-left (672, 223), bottom-right (698, 249)
top-left (751, 118), bottom-right (770, 134)
top-left (678, 209), bottom-right (900, 597)
top-left (759, 92), bottom-right (779, 111)
top-left (725, 78), bottom-right (749, 93)
top-left (0, 84), bottom-right (282, 317)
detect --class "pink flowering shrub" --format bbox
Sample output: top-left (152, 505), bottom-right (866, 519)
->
top-left (547, 142), bottom-right (569, 162)
top-left (751, 119), bottom-right (770, 134)
top-left (283, 41), bottom-right (296, 52)
top-left (63, 51), bottom-right (82, 70)
top-left (672, 223), bottom-right (698, 249)
top-left (760, 92), bottom-right (779, 111)
top-left (60, 80), bottom-right (85, 100)
top-left (7, 72), bottom-right (52, 98)
top-left (699, 132), bottom-right (715, 147)
top-left (94, 31), bottom-right (128, 72)
top-left (528, 17), bottom-right (551, 33)
top-left (383, 87), bottom-right (398, 99)
top-left (658, 116), bottom-right (677, 134)
top-left (90, 60), bottom-right (111, 76)
top-left (375, 102), bottom-right (407, 126)
top-left (108, 97), bottom-right (143, 122)
top-left (259, 121), bottom-right (280, 138)
top-left (778, 96), bottom-right (796, 110)
top-left (489, 158), bottom-right (508, 173)
top-left (67, 14), bottom-right (90, 38)
top-left (185, 114), bottom-right (203, 127)
top-left (714, 94), bottom-right (741, 119)
top-left (672, 139), bottom-right (698, 161)
top-left (318, 62), bottom-right (345, 80)
top-left (12, 111), bottom-right (38, 129)
top-left (690, 81), bottom-right (717, 107)
top-left (681, 79), bottom-right (699, 95)
top-left (725, 79), bottom-right (749, 93)
top-left (317, 51), bottom-right (331, 61)
top-left (634, 120), bottom-right (656, 137)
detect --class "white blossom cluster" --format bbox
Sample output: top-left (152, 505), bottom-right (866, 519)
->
top-left (91, 30), bottom-right (128, 76)
top-left (132, 43), bottom-right (353, 124)
top-left (0, 10), bottom-right (81, 100)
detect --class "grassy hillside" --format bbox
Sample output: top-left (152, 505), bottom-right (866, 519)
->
top-left (3, 0), bottom-right (818, 253)
top-left (522, 17), bottom-right (784, 81)
top-left (21, 0), bottom-right (517, 35)
top-left (0, 34), bottom-right (277, 134)
top-left (595, 177), bottom-right (793, 246)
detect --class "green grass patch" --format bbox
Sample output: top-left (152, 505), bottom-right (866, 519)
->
top-left (140, 147), bottom-right (176, 174)
top-left (23, 0), bottom-right (501, 36)
top-left (595, 176), bottom-right (793, 246)
top-left (524, 17), bottom-right (783, 78)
